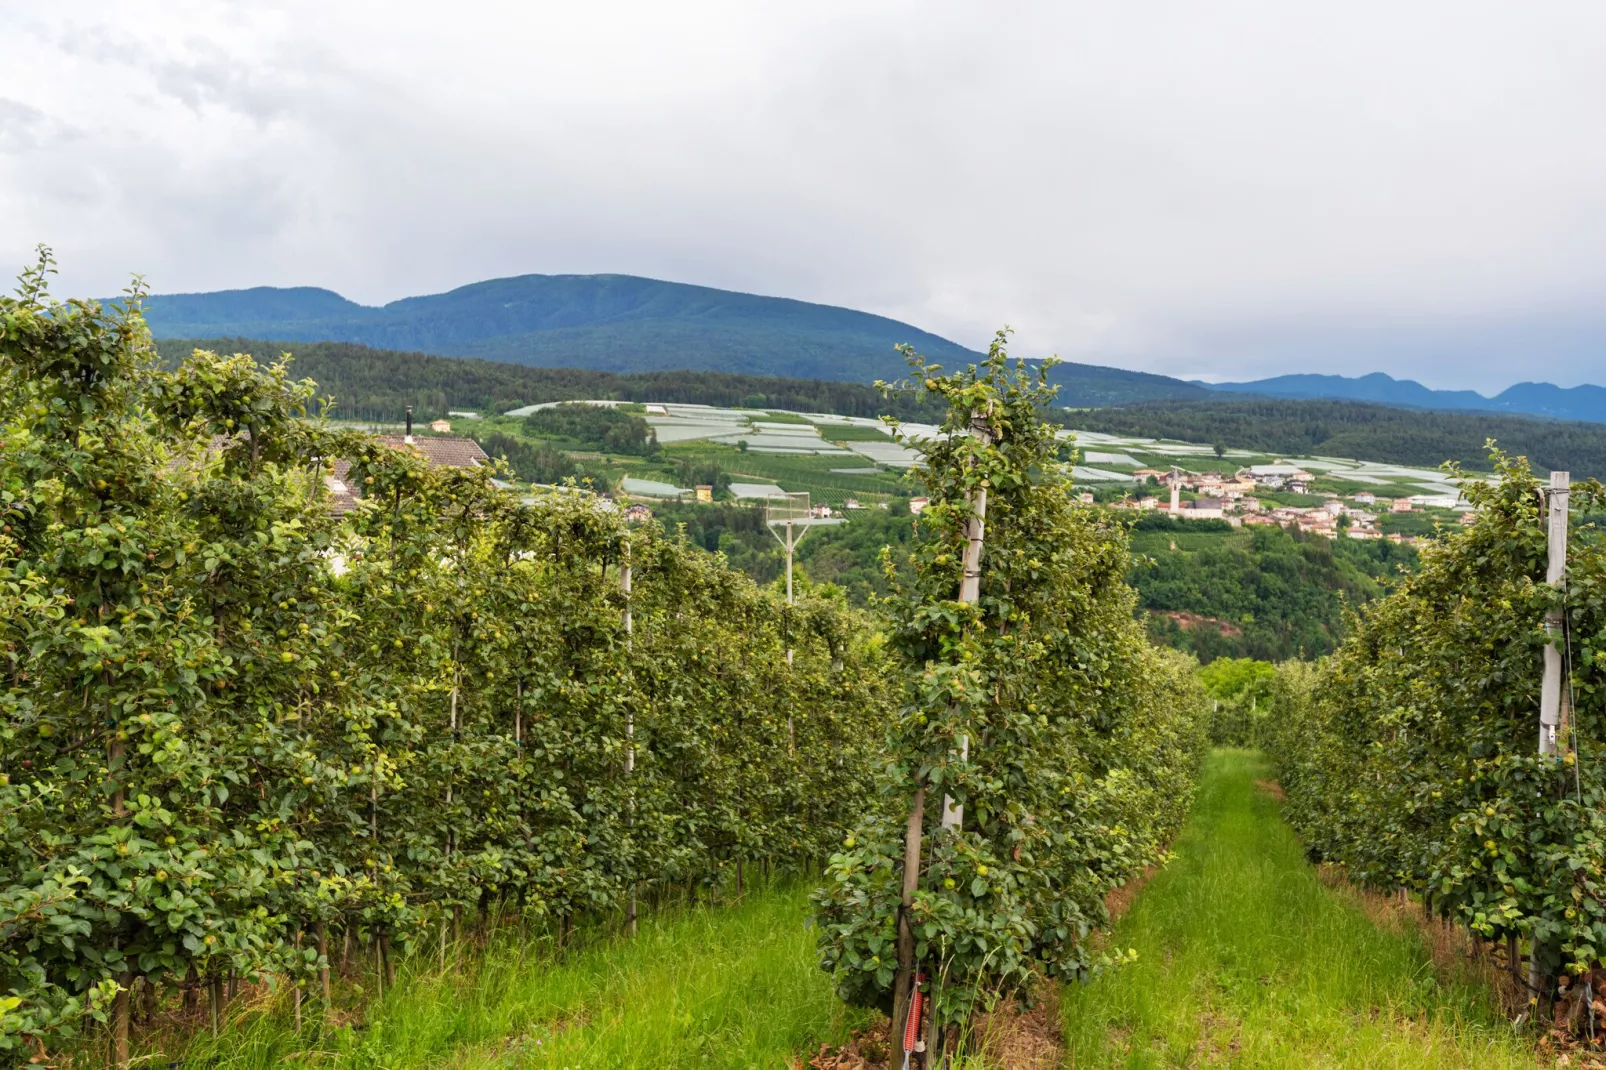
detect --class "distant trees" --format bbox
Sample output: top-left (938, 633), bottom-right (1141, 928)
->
top-left (151, 338), bottom-right (950, 424)
top-left (478, 430), bottom-right (607, 487)
top-left (1131, 520), bottom-right (1416, 661)
top-left (524, 403), bottom-right (660, 457)
top-left (1076, 397), bottom-right (1606, 478)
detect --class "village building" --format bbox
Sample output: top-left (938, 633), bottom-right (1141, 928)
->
top-left (325, 432), bottom-right (491, 514)
top-left (909, 496), bottom-right (930, 515)
top-left (1177, 497), bottom-right (1225, 520)
top-left (1239, 464), bottom-right (1314, 493)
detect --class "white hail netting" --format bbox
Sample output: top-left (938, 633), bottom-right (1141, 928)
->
top-left (765, 491), bottom-right (810, 528)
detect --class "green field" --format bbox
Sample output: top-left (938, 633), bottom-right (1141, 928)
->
top-left (156, 884), bottom-right (862, 1070)
top-left (1061, 750), bottom-right (1534, 1068)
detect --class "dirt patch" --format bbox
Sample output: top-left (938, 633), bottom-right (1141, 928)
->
top-left (1252, 779), bottom-right (1287, 802)
top-left (970, 984), bottom-right (1062, 1070)
top-left (1151, 610), bottom-right (1243, 637)
top-left (806, 984), bottom-right (1066, 1070)
top-left (805, 1016), bottom-right (889, 1069)
top-left (1106, 864), bottom-right (1160, 923)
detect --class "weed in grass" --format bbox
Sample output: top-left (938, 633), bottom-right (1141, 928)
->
top-left (1061, 749), bottom-right (1537, 1068)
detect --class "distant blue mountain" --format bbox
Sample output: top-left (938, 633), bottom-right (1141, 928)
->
top-left (1202, 371), bottom-right (1606, 425)
top-left (136, 273), bottom-right (1210, 403)
top-left (138, 274), bottom-right (980, 383)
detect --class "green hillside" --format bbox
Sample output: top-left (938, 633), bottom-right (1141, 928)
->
top-left (151, 337), bottom-right (947, 423)
top-left (152, 335), bottom-right (1202, 419)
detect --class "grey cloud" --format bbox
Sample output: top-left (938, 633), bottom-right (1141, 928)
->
top-left (0, 97), bottom-right (82, 151)
top-left (4, 1), bottom-right (1606, 393)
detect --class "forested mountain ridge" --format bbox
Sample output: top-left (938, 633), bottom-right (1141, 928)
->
top-left (149, 337), bottom-right (948, 422)
top-left (135, 274), bottom-right (1211, 398)
top-left (150, 335), bottom-right (1200, 419)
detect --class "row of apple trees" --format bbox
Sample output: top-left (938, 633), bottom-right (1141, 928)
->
top-left (813, 336), bottom-right (1210, 1062)
top-left (1264, 451), bottom-right (1606, 1018)
top-left (0, 256), bottom-right (888, 1058)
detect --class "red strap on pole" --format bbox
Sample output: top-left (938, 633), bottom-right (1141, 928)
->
top-left (903, 972), bottom-right (926, 1052)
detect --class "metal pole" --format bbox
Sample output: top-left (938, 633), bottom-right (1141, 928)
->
top-left (785, 519), bottom-right (794, 606)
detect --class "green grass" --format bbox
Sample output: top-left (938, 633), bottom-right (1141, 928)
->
top-left (163, 882), bottom-right (862, 1070)
top-left (1061, 750), bottom-right (1533, 1068)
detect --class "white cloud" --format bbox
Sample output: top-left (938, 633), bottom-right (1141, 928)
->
top-left (4, 0), bottom-right (1605, 391)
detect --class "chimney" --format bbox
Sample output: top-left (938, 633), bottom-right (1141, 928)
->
top-left (404, 405), bottom-right (414, 444)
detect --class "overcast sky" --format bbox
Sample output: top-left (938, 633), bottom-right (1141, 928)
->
top-left (4, 2), bottom-right (1605, 392)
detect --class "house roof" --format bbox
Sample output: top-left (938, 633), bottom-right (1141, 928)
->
top-left (374, 435), bottom-right (490, 468)
top-left (325, 436), bottom-right (489, 514)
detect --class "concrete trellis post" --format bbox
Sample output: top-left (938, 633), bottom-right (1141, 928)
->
top-left (1539, 471), bottom-right (1569, 757)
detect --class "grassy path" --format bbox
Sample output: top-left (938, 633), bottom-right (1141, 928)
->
top-left (1060, 749), bottom-right (1533, 1069)
top-left (167, 883), bottom-right (863, 1069)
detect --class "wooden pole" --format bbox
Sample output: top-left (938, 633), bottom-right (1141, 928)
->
top-left (891, 787), bottom-right (926, 1052)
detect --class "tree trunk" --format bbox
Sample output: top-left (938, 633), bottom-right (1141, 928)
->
top-left (293, 959), bottom-right (303, 1031)
top-left (140, 975), bottom-right (157, 1027)
top-left (110, 973), bottom-right (131, 1069)
top-left (208, 975), bottom-right (223, 1037)
top-left (316, 922), bottom-right (331, 1005)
